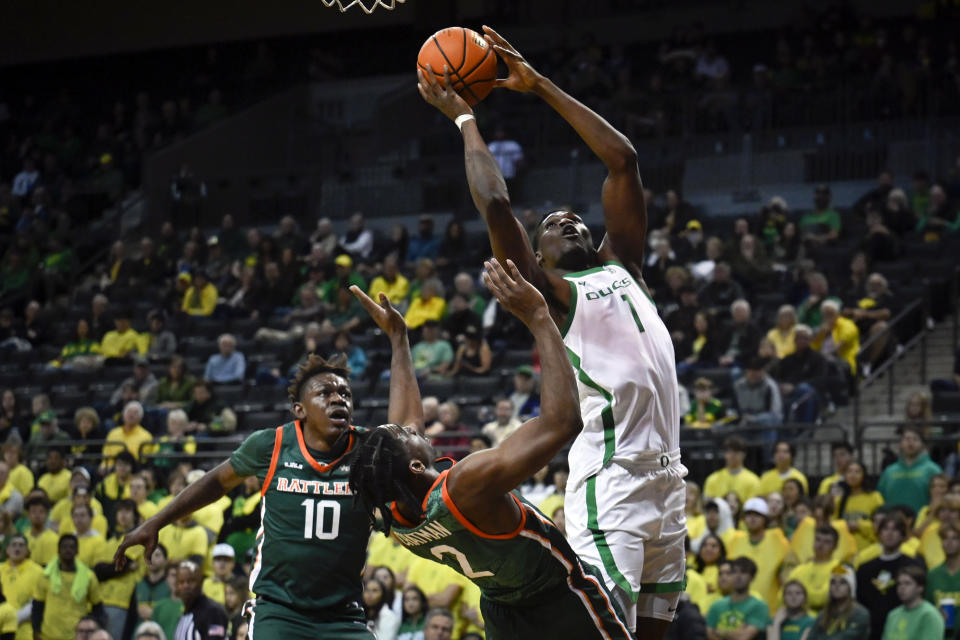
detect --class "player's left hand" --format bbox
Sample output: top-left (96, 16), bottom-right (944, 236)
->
top-left (482, 25), bottom-right (543, 93)
top-left (350, 286), bottom-right (407, 342)
top-left (417, 65), bottom-right (473, 122)
top-left (483, 258), bottom-right (549, 327)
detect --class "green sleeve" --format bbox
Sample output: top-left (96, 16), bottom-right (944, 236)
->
top-left (922, 606), bottom-right (945, 640)
top-left (705, 601), bottom-right (722, 629)
top-left (877, 467), bottom-right (889, 498)
top-left (799, 213), bottom-right (813, 229)
top-left (229, 428), bottom-right (279, 479)
top-left (828, 211), bottom-right (842, 232)
top-left (439, 341), bottom-right (454, 363)
top-left (746, 598), bottom-right (770, 630)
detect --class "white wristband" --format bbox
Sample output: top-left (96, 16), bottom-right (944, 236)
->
top-left (455, 114), bottom-right (475, 131)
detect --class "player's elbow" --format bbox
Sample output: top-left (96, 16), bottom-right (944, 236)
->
top-left (483, 194), bottom-right (513, 220)
top-left (606, 141), bottom-right (637, 172)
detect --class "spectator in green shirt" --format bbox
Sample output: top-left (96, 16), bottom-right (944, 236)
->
top-left (925, 523), bottom-right (960, 639)
top-left (877, 426), bottom-right (944, 514)
top-left (807, 566), bottom-right (871, 640)
top-left (410, 320), bottom-right (454, 380)
top-left (707, 557), bottom-right (769, 640)
top-left (686, 377), bottom-right (730, 429)
top-left (800, 185), bottom-right (842, 247)
top-left (769, 580), bottom-right (815, 640)
top-left (882, 564), bottom-right (944, 640)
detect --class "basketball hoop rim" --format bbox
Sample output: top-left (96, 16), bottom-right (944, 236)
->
top-left (320, 0), bottom-right (406, 13)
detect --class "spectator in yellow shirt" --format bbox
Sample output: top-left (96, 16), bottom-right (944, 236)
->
top-left (785, 526), bottom-right (840, 612)
top-left (32, 534), bottom-right (105, 640)
top-left (1, 533), bottom-right (44, 639)
top-left (71, 504), bottom-right (106, 566)
top-left (835, 461), bottom-right (884, 551)
top-left (99, 311), bottom-right (144, 360)
top-left (180, 270), bottom-right (218, 316)
top-left (2, 442), bottom-right (33, 498)
top-left (817, 442), bottom-right (854, 495)
top-left (920, 495), bottom-right (960, 569)
top-left (157, 515), bottom-right (209, 565)
top-left (97, 452), bottom-right (135, 511)
top-left (24, 493), bottom-right (59, 566)
top-left (766, 304), bottom-right (798, 358)
top-left (756, 441), bottom-right (810, 497)
top-left (704, 436), bottom-right (760, 504)
top-left (202, 544), bottom-right (236, 606)
top-left (37, 448), bottom-right (71, 504)
top-left (404, 279), bottom-right (447, 329)
top-left (811, 300), bottom-right (860, 375)
top-left (129, 475), bottom-right (159, 521)
top-left (369, 254), bottom-right (411, 309)
top-left (57, 486), bottom-right (109, 538)
top-left (914, 474), bottom-right (949, 538)
top-left (101, 402), bottom-right (153, 467)
top-left (726, 497), bottom-right (790, 610)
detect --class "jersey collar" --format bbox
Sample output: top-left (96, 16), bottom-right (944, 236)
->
top-left (294, 420), bottom-right (357, 474)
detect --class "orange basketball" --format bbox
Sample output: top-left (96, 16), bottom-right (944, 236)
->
top-left (417, 27), bottom-right (497, 107)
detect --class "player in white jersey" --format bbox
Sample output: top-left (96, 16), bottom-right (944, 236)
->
top-left (417, 26), bottom-right (686, 638)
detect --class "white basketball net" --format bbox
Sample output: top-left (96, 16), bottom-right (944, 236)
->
top-left (320, 0), bottom-right (405, 13)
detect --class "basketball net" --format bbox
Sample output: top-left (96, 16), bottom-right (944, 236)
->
top-left (320, 0), bottom-right (405, 13)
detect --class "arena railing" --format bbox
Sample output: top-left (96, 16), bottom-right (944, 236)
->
top-left (857, 418), bottom-right (960, 477)
top-left (851, 265), bottom-right (960, 432)
top-left (679, 422), bottom-right (848, 487)
top-left (852, 298), bottom-right (928, 426)
top-left (28, 436), bottom-right (246, 474)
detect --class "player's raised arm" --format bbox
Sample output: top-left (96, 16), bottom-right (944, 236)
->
top-left (483, 26), bottom-right (648, 273)
top-left (350, 287), bottom-right (424, 434)
top-left (448, 259), bottom-right (582, 499)
top-left (417, 66), bottom-right (544, 288)
top-left (114, 460), bottom-right (243, 569)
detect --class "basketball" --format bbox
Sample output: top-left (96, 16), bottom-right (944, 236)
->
top-left (417, 27), bottom-right (497, 107)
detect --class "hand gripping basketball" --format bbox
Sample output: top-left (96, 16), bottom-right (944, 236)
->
top-left (417, 65), bottom-right (473, 122)
top-left (481, 25), bottom-right (543, 93)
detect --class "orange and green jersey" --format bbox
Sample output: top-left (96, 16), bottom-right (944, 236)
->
top-left (389, 467), bottom-right (632, 637)
top-left (229, 421), bottom-right (372, 612)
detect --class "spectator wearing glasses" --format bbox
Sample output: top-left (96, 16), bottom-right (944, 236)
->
top-left (75, 616), bottom-right (103, 640)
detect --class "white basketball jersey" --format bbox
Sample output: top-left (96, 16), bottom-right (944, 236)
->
top-left (561, 262), bottom-right (680, 488)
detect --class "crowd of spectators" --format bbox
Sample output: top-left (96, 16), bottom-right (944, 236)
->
top-left (0, 5), bottom-right (958, 639)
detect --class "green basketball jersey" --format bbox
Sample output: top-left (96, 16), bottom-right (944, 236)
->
top-left (389, 468), bottom-right (628, 627)
top-left (230, 421), bottom-right (371, 612)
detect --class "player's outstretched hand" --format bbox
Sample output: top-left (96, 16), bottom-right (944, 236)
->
top-left (114, 519), bottom-right (159, 570)
top-left (482, 258), bottom-right (549, 327)
top-left (350, 286), bottom-right (407, 343)
top-left (482, 26), bottom-right (543, 93)
top-left (417, 65), bottom-right (473, 122)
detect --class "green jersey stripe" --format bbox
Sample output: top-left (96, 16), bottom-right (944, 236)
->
top-left (586, 475), bottom-right (636, 602)
top-left (559, 280), bottom-right (578, 339)
top-left (639, 579), bottom-right (687, 593)
top-left (565, 347), bottom-right (616, 464)
top-left (620, 294), bottom-right (646, 335)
